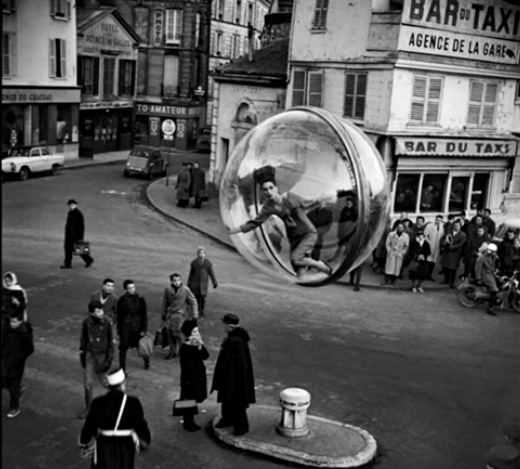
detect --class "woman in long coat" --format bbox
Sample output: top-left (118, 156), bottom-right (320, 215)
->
top-left (176, 163), bottom-right (191, 208)
top-left (383, 222), bottom-right (410, 285)
top-left (408, 232), bottom-right (431, 293)
top-left (179, 320), bottom-right (209, 431)
top-left (440, 220), bottom-right (466, 288)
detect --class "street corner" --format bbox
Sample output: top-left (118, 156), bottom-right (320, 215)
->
top-left (212, 405), bottom-right (377, 468)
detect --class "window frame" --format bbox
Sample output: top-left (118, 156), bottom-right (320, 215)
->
top-left (50, 0), bottom-right (71, 20)
top-left (3, 0), bottom-right (15, 13)
top-left (291, 69), bottom-right (323, 107)
top-left (165, 9), bottom-right (183, 46)
top-left (344, 72), bottom-right (367, 121)
top-left (103, 57), bottom-right (116, 99)
top-left (118, 59), bottom-right (135, 96)
top-left (49, 38), bottom-right (66, 78)
top-left (194, 12), bottom-right (202, 48)
top-left (78, 55), bottom-right (99, 96)
top-left (232, 35), bottom-right (240, 59)
top-left (409, 74), bottom-right (443, 125)
top-left (466, 80), bottom-right (499, 128)
top-left (2, 32), bottom-right (16, 77)
top-left (312, 0), bottom-right (329, 30)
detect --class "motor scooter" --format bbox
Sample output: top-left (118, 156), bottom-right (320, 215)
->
top-left (457, 271), bottom-right (520, 313)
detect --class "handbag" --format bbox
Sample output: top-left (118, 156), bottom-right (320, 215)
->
top-left (137, 334), bottom-right (154, 359)
top-left (198, 188), bottom-right (209, 202)
top-left (172, 399), bottom-right (198, 417)
top-left (73, 240), bottom-right (91, 256)
top-left (408, 259), bottom-right (420, 273)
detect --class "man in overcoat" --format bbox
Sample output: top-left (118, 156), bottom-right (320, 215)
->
top-left (116, 280), bottom-right (148, 371)
top-left (211, 313), bottom-right (255, 437)
top-left (176, 163), bottom-right (191, 208)
top-left (383, 222), bottom-right (409, 285)
top-left (440, 220), bottom-right (466, 288)
top-left (61, 199), bottom-right (94, 269)
top-left (187, 247), bottom-right (218, 317)
top-left (190, 161), bottom-right (206, 209)
top-left (79, 368), bottom-right (151, 469)
top-left (463, 225), bottom-right (490, 279)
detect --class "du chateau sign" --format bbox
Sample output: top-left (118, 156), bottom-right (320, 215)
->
top-left (395, 137), bottom-right (518, 157)
top-left (399, 0), bottom-right (520, 64)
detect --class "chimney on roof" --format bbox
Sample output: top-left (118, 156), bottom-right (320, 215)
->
top-left (248, 22), bottom-right (254, 62)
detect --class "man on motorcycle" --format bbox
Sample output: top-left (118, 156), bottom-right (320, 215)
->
top-left (475, 243), bottom-right (501, 316)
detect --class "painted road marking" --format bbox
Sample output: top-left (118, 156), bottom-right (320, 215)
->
top-left (101, 190), bottom-right (128, 195)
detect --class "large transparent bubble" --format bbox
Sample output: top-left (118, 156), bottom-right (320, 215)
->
top-left (220, 106), bottom-right (390, 285)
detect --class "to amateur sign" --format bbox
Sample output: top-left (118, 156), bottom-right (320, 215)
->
top-left (400, 0), bottom-right (520, 64)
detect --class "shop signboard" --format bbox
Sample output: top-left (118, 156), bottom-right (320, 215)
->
top-left (135, 103), bottom-right (202, 117)
top-left (3, 88), bottom-right (80, 104)
top-left (153, 10), bottom-right (164, 47)
top-left (400, 0), bottom-right (520, 65)
top-left (162, 119), bottom-right (176, 140)
top-left (79, 15), bottom-right (136, 57)
top-left (395, 137), bottom-right (519, 157)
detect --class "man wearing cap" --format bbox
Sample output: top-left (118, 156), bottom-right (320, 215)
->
top-left (176, 163), bottom-right (191, 208)
top-left (61, 199), bottom-right (94, 269)
top-left (79, 368), bottom-right (151, 469)
top-left (190, 161), bottom-right (207, 209)
top-left (187, 246), bottom-right (218, 317)
top-left (475, 243), bottom-right (501, 316)
top-left (211, 313), bottom-right (255, 436)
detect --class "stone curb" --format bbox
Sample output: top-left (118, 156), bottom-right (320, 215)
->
top-left (63, 159), bottom-right (126, 171)
top-left (212, 405), bottom-right (378, 468)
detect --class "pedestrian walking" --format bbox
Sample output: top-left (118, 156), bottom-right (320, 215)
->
top-left (116, 280), bottom-right (149, 372)
top-left (176, 163), bottom-right (191, 208)
top-left (162, 273), bottom-right (198, 359)
top-left (190, 161), bottom-right (207, 209)
top-left (61, 199), bottom-right (94, 269)
top-left (408, 231), bottom-right (431, 293)
top-left (424, 215), bottom-right (444, 281)
top-left (2, 310), bottom-right (34, 418)
top-left (440, 220), bottom-right (466, 288)
top-left (178, 320), bottom-right (209, 432)
top-left (382, 222), bottom-right (409, 285)
top-left (475, 243), bottom-right (501, 316)
top-left (79, 368), bottom-right (151, 469)
top-left (211, 313), bottom-right (255, 437)
top-left (2, 271), bottom-right (29, 340)
top-left (187, 247), bottom-right (218, 317)
top-left (90, 278), bottom-right (117, 325)
top-left (79, 301), bottom-right (114, 420)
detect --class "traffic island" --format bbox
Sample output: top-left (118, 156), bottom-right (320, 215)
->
top-left (212, 405), bottom-right (377, 468)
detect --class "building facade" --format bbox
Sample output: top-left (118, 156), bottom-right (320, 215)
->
top-left (77, 8), bottom-right (140, 156)
top-left (2, 0), bottom-right (81, 160)
top-left (287, 0), bottom-right (520, 222)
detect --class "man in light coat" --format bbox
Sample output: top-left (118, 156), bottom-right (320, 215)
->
top-left (383, 222), bottom-right (409, 285)
top-left (424, 214), bottom-right (445, 281)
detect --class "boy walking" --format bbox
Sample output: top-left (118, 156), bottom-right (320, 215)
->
top-left (2, 311), bottom-right (34, 418)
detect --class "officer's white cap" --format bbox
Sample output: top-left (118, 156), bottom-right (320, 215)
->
top-left (107, 369), bottom-right (125, 386)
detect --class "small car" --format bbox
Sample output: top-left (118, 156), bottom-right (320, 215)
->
top-left (123, 146), bottom-right (168, 180)
top-left (1, 146), bottom-right (65, 181)
top-left (196, 127), bottom-right (211, 153)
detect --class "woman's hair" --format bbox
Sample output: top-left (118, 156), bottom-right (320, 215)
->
top-left (253, 165), bottom-right (276, 186)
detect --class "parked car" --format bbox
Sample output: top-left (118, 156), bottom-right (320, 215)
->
top-left (493, 219), bottom-right (520, 244)
top-left (1, 146), bottom-right (65, 181)
top-left (196, 127), bottom-right (211, 153)
top-left (123, 146), bottom-right (168, 180)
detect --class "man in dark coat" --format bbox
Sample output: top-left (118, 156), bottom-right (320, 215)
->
top-left (475, 243), bottom-right (501, 316)
top-left (187, 246), bottom-right (218, 317)
top-left (190, 161), bottom-right (206, 209)
top-left (2, 311), bottom-right (34, 418)
top-left (482, 208), bottom-right (496, 238)
top-left (211, 313), bottom-right (255, 437)
top-left (176, 164), bottom-right (191, 208)
top-left (90, 278), bottom-right (117, 326)
top-left (61, 199), bottom-right (94, 269)
top-left (116, 280), bottom-right (148, 371)
top-left (440, 220), bottom-right (466, 288)
top-left (79, 368), bottom-right (151, 469)
top-left (498, 229), bottom-right (517, 276)
top-left (463, 225), bottom-right (490, 279)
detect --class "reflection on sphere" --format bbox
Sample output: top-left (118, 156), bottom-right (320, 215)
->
top-left (220, 106), bottom-right (390, 285)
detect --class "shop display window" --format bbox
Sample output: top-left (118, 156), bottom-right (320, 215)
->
top-left (449, 177), bottom-right (469, 212)
top-left (420, 174), bottom-right (445, 212)
top-left (394, 174), bottom-right (420, 213)
top-left (56, 105), bottom-right (72, 143)
top-left (470, 174), bottom-right (490, 210)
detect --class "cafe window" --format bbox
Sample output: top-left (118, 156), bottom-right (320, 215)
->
top-left (118, 60), bottom-right (135, 96)
top-left (449, 177), bottom-right (470, 212)
top-left (420, 174), bottom-right (445, 212)
top-left (467, 80), bottom-right (498, 127)
top-left (165, 9), bottom-right (183, 46)
top-left (49, 38), bottom-right (67, 78)
top-left (103, 57), bottom-right (115, 99)
top-left (78, 56), bottom-right (99, 96)
top-left (470, 173), bottom-right (490, 210)
top-left (410, 75), bottom-right (443, 124)
top-left (2, 32), bottom-right (16, 77)
top-left (394, 174), bottom-right (420, 213)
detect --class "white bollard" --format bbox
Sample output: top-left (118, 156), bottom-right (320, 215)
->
top-left (277, 388), bottom-right (311, 438)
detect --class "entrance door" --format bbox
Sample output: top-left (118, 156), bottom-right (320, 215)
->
top-left (94, 115), bottom-right (116, 153)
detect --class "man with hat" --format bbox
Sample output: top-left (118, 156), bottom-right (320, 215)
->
top-left (79, 368), bottom-right (151, 469)
top-left (475, 243), bottom-right (501, 316)
top-left (61, 199), bottom-right (94, 269)
top-left (211, 313), bottom-right (255, 436)
top-left (187, 246), bottom-right (218, 317)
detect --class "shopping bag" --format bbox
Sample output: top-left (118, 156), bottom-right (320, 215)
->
top-left (73, 241), bottom-right (91, 256)
top-left (172, 399), bottom-right (198, 417)
top-left (137, 334), bottom-right (154, 359)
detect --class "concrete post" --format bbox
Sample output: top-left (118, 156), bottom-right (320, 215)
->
top-left (277, 388), bottom-right (311, 438)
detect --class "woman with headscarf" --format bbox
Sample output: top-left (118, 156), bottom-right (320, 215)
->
top-left (227, 165), bottom-right (333, 278)
top-left (2, 272), bottom-right (29, 338)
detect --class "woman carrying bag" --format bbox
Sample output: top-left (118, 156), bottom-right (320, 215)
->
top-left (177, 320), bottom-right (209, 432)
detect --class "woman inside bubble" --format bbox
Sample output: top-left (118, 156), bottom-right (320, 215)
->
top-left (227, 165), bottom-right (334, 277)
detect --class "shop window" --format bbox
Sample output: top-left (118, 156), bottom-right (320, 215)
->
top-left (410, 75), bottom-right (442, 124)
top-left (420, 175), bottom-right (445, 212)
top-left (344, 72), bottom-right (367, 120)
top-left (394, 174), bottom-right (420, 213)
top-left (118, 60), bottom-right (135, 96)
top-left (292, 70), bottom-right (322, 107)
top-left (2, 32), bottom-right (16, 77)
top-left (49, 38), bottom-right (67, 78)
top-left (312, 0), bottom-right (328, 30)
top-left (166, 9), bottom-right (183, 46)
top-left (163, 55), bottom-right (180, 97)
top-left (2, 106), bottom-right (24, 148)
top-left (470, 174), bottom-right (490, 210)
top-left (79, 56), bottom-right (99, 96)
top-left (103, 57), bottom-right (115, 99)
top-left (449, 177), bottom-right (469, 213)
top-left (50, 0), bottom-right (71, 20)
top-left (56, 105), bottom-right (72, 143)
top-left (39, 105), bottom-right (49, 143)
top-left (467, 80), bottom-right (498, 127)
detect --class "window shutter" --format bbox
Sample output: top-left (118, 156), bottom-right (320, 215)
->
top-left (3, 33), bottom-right (9, 76)
top-left (10, 33), bottom-right (16, 76)
top-left (93, 57), bottom-right (99, 95)
top-left (175, 10), bottom-right (183, 43)
top-left (355, 73), bottom-right (367, 119)
top-left (50, 0), bottom-right (55, 15)
top-left (49, 39), bottom-right (56, 77)
top-left (411, 75), bottom-right (426, 120)
top-left (344, 73), bottom-right (356, 117)
top-left (469, 81), bottom-right (484, 103)
top-left (166, 11), bottom-right (174, 43)
top-left (67, 0), bottom-right (71, 19)
top-left (118, 60), bottom-right (125, 95)
top-left (292, 70), bottom-right (306, 106)
top-left (308, 72), bottom-right (322, 107)
top-left (60, 39), bottom-right (66, 77)
top-left (425, 77), bottom-right (442, 122)
top-left (482, 82), bottom-right (498, 126)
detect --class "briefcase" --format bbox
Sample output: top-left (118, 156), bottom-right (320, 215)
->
top-left (172, 399), bottom-right (198, 417)
top-left (73, 241), bottom-right (91, 256)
